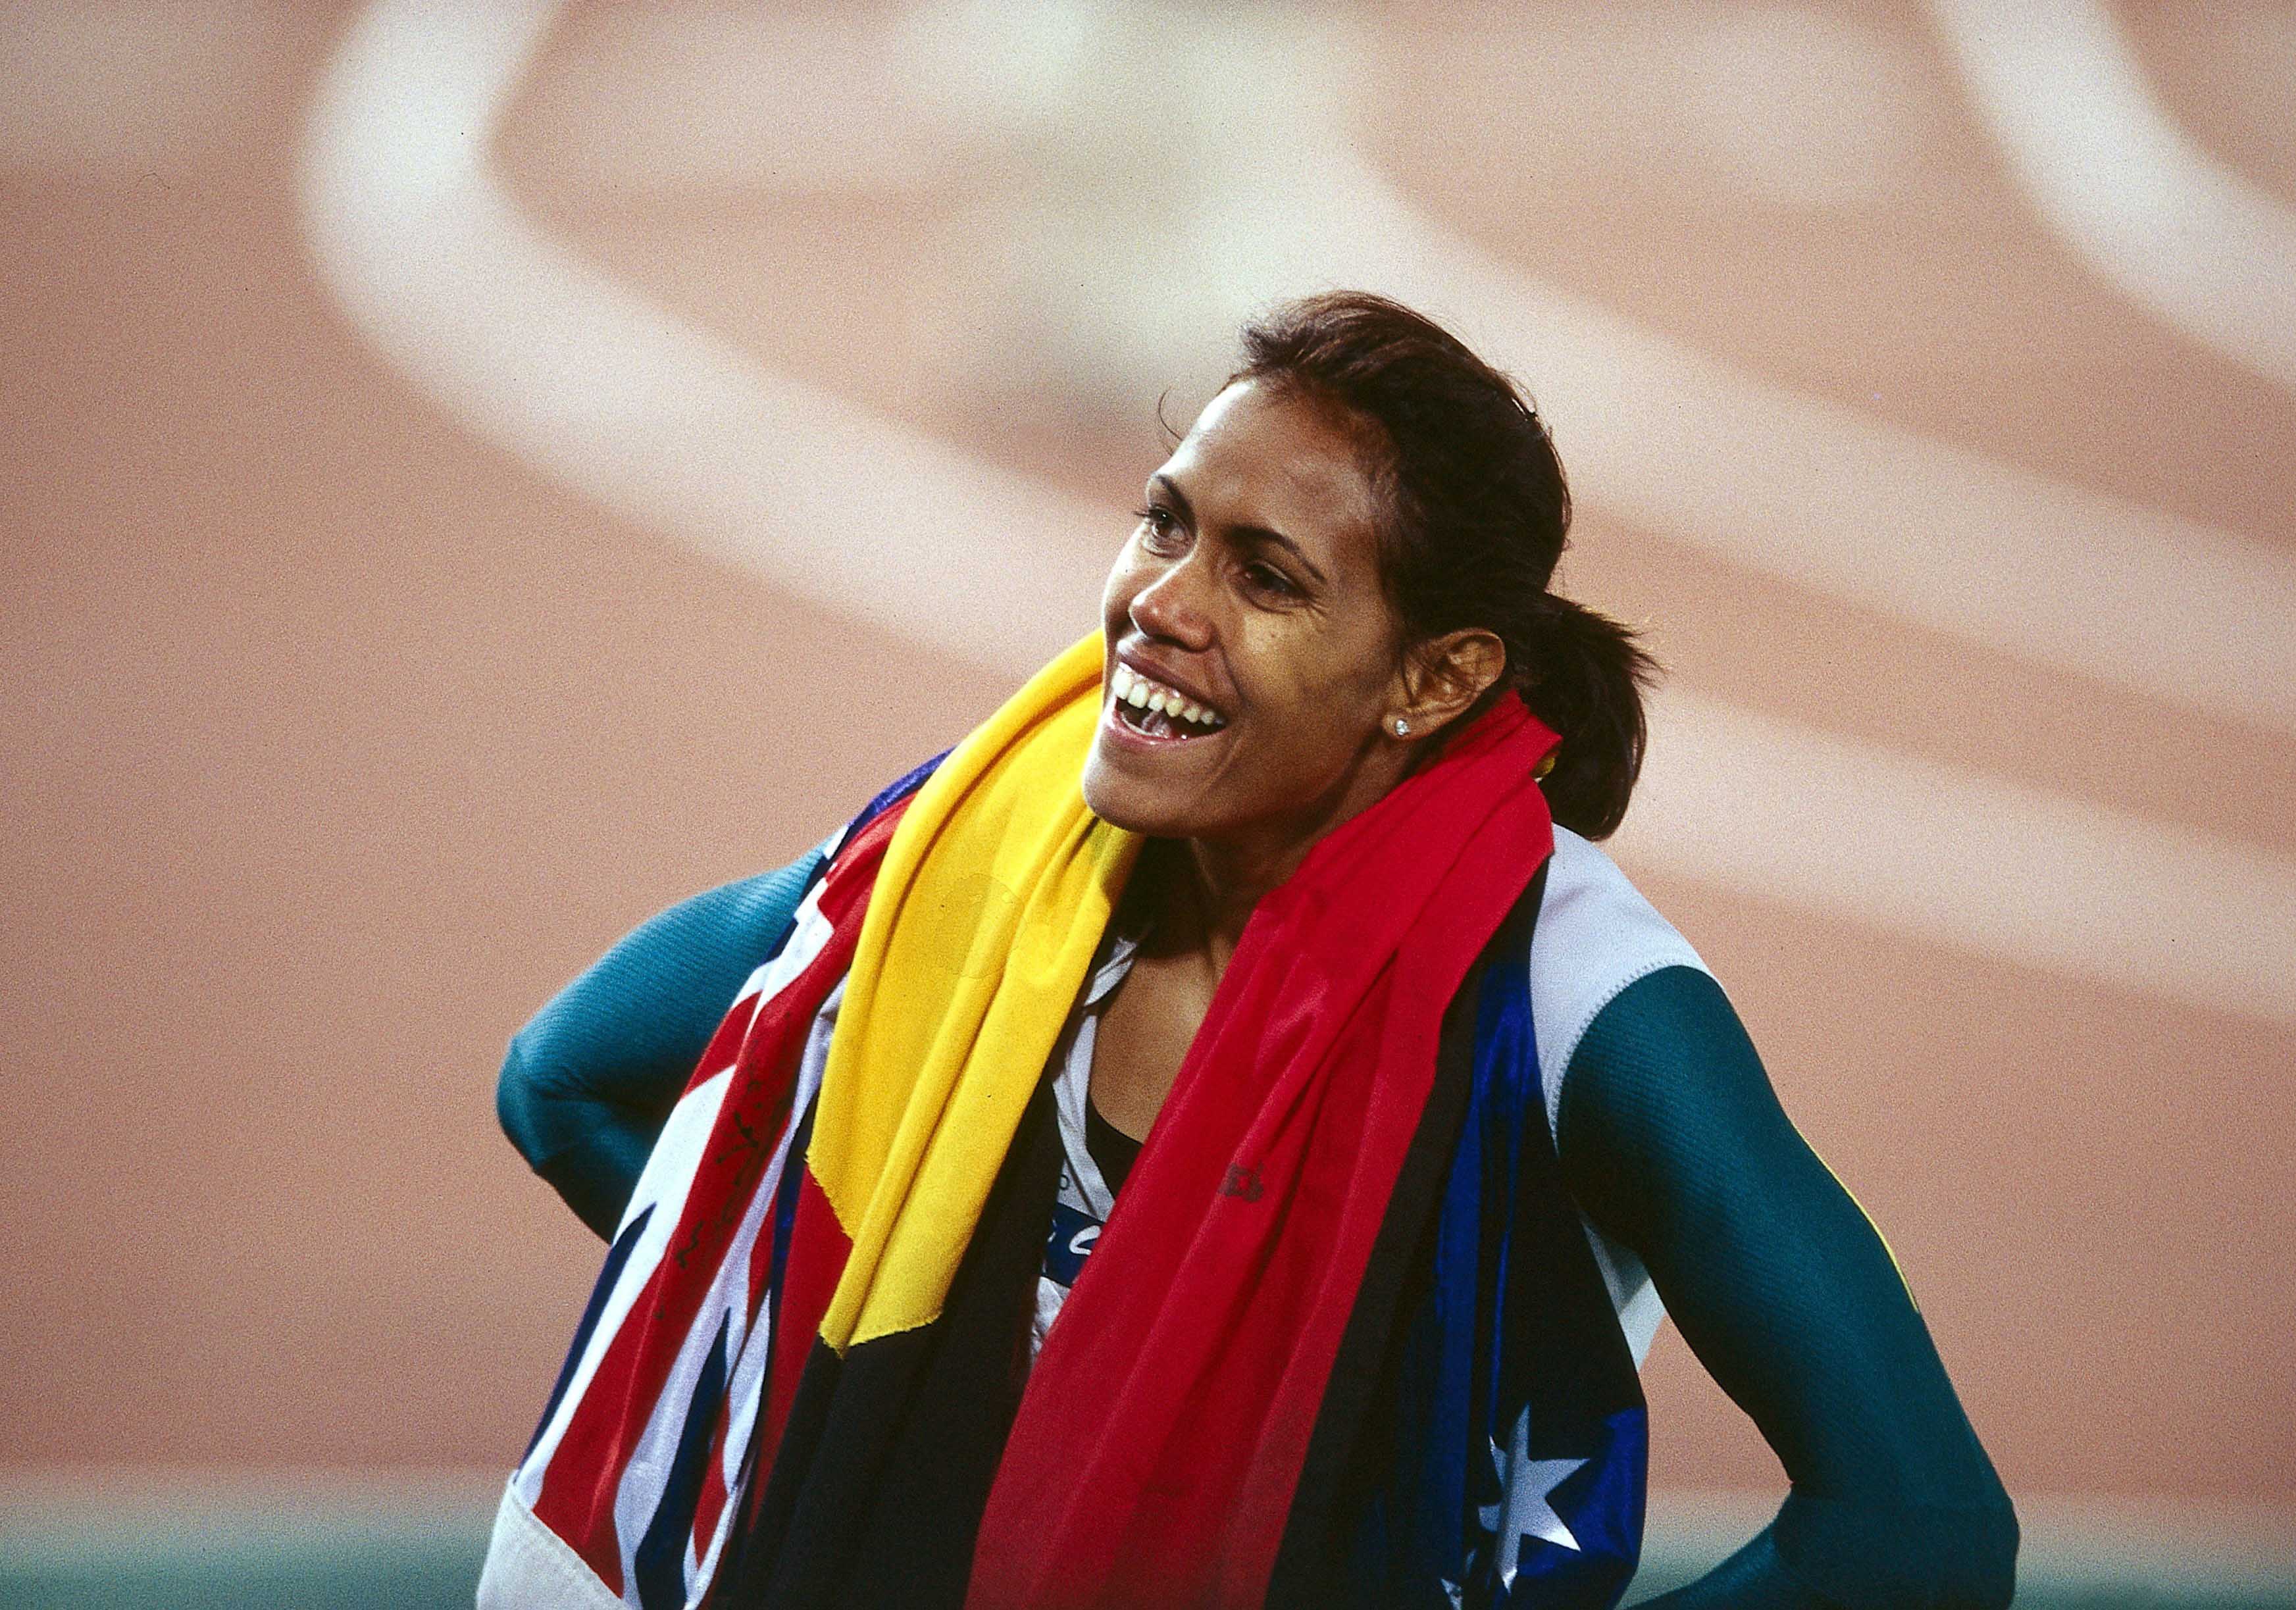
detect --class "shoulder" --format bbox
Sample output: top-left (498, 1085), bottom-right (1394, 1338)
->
top-left (1529, 826), bottom-right (1710, 1130)
top-left (510, 837), bottom-right (836, 1071)
top-left (602, 838), bottom-right (834, 976)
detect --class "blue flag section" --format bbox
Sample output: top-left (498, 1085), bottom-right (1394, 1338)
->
top-left (1346, 874), bottom-right (1648, 1609)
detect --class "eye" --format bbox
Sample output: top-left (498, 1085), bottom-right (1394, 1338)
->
top-left (1243, 562), bottom-right (1300, 598)
top-left (1133, 505), bottom-right (1183, 551)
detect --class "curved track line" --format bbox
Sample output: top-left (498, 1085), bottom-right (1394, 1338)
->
top-left (881, 2), bottom-right (2296, 741)
top-left (297, 0), bottom-right (1113, 681)
top-left (1225, 149), bottom-right (2296, 743)
top-left (296, 0), bottom-right (2296, 1024)
top-left (1626, 690), bottom-right (2296, 1024)
top-left (1931, 0), bottom-right (2296, 397)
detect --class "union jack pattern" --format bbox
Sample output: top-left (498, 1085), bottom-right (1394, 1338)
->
top-left (499, 801), bottom-right (887, 1609)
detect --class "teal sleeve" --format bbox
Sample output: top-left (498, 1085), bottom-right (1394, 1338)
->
top-left (1556, 966), bottom-right (2017, 1609)
top-left (496, 847), bottom-right (825, 1239)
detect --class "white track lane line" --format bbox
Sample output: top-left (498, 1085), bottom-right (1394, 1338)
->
top-left (297, 0), bottom-right (1114, 682)
top-left (1623, 689), bottom-right (2296, 1025)
top-left (881, 2), bottom-right (2296, 742)
top-left (1930, 0), bottom-right (2296, 398)
top-left (1233, 147), bottom-right (2296, 745)
top-left (297, 0), bottom-right (2296, 1024)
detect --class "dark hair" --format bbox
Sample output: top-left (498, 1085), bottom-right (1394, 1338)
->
top-left (1231, 291), bottom-right (1656, 840)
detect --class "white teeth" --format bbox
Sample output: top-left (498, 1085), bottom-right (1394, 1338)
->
top-left (1111, 662), bottom-right (1227, 729)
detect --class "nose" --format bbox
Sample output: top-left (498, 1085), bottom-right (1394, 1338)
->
top-left (1129, 547), bottom-right (1213, 649)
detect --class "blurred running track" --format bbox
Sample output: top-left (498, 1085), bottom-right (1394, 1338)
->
top-left (2, 0), bottom-right (2291, 1594)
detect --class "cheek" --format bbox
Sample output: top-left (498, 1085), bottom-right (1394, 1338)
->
top-left (1285, 629), bottom-right (1387, 730)
top-left (1235, 626), bottom-right (1375, 739)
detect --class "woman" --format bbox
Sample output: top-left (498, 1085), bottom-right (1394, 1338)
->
top-left (484, 294), bottom-right (2016, 1609)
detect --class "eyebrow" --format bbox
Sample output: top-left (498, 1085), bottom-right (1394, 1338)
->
top-left (1148, 473), bottom-right (1331, 589)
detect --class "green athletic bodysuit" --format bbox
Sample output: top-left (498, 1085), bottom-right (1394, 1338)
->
top-left (496, 841), bottom-right (2015, 1608)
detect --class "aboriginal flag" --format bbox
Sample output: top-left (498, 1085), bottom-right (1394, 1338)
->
top-left (479, 632), bottom-right (1646, 1610)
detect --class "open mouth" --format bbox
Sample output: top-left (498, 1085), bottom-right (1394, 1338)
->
top-left (1106, 663), bottom-right (1227, 745)
top-left (1110, 694), bottom-right (1221, 742)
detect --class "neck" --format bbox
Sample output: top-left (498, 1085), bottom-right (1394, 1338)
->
top-left (1139, 839), bottom-right (1281, 972)
top-left (1135, 733), bottom-right (1417, 972)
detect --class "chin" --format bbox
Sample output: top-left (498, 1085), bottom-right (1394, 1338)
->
top-left (1081, 751), bottom-right (1188, 838)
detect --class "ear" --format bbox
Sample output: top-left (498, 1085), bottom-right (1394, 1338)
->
top-left (1399, 628), bottom-right (1508, 728)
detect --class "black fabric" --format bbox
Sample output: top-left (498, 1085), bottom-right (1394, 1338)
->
top-left (1564, 967), bottom-right (2016, 1609)
top-left (716, 1068), bottom-right (1067, 1610)
top-left (1083, 1094), bottom-right (1144, 1195)
top-left (497, 849), bottom-right (825, 1238)
top-left (497, 867), bottom-right (2017, 1607)
top-left (1264, 864), bottom-right (1552, 1609)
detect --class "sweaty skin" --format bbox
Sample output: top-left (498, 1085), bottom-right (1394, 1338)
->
top-left (497, 853), bottom-right (2016, 1609)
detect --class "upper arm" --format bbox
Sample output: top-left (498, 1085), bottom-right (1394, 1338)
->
top-left (1555, 966), bottom-right (2015, 1596)
top-left (497, 844), bottom-right (828, 1169)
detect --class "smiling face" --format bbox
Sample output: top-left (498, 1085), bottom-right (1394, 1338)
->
top-left (1081, 378), bottom-right (1419, 862)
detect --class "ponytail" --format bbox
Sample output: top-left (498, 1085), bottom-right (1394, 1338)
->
top-left (1517, 595), bottom-right (1657, 841)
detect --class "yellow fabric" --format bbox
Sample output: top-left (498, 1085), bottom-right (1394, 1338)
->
top-left (811, 630), bottom-right (1143, 1351)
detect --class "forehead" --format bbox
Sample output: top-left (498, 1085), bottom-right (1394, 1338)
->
top-left (1163, 380), bottom-right (1383, 566)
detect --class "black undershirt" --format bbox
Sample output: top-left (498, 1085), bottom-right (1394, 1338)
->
top-left (1083, 1095), bottom-right (1144, 1195)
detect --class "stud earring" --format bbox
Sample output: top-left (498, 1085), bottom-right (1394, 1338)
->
top-left (1392, 717), bottom-right (1409, 736)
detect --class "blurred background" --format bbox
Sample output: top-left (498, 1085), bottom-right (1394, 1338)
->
top-left (3, 1), bottom-right (2291, 1605)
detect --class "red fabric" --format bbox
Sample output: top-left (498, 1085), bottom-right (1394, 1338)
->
top-left (967, 696), bottom-right (1558, 1609)
top-left (688, 992), bottom-right (761, 1095)
top-left (744, 803), bottom-right (913, 1453)
top-left (530, 798), bottom-right (908, 1586)
top-left (760, 1169), bottom-right (853, 1454)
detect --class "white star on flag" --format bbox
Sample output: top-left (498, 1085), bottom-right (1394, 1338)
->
top-left (1477, 1406), bottom-right (1587, 1588)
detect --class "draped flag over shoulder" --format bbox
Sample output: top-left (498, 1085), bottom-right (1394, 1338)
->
top-left (478, 630), bottom-right (1651, 1610)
